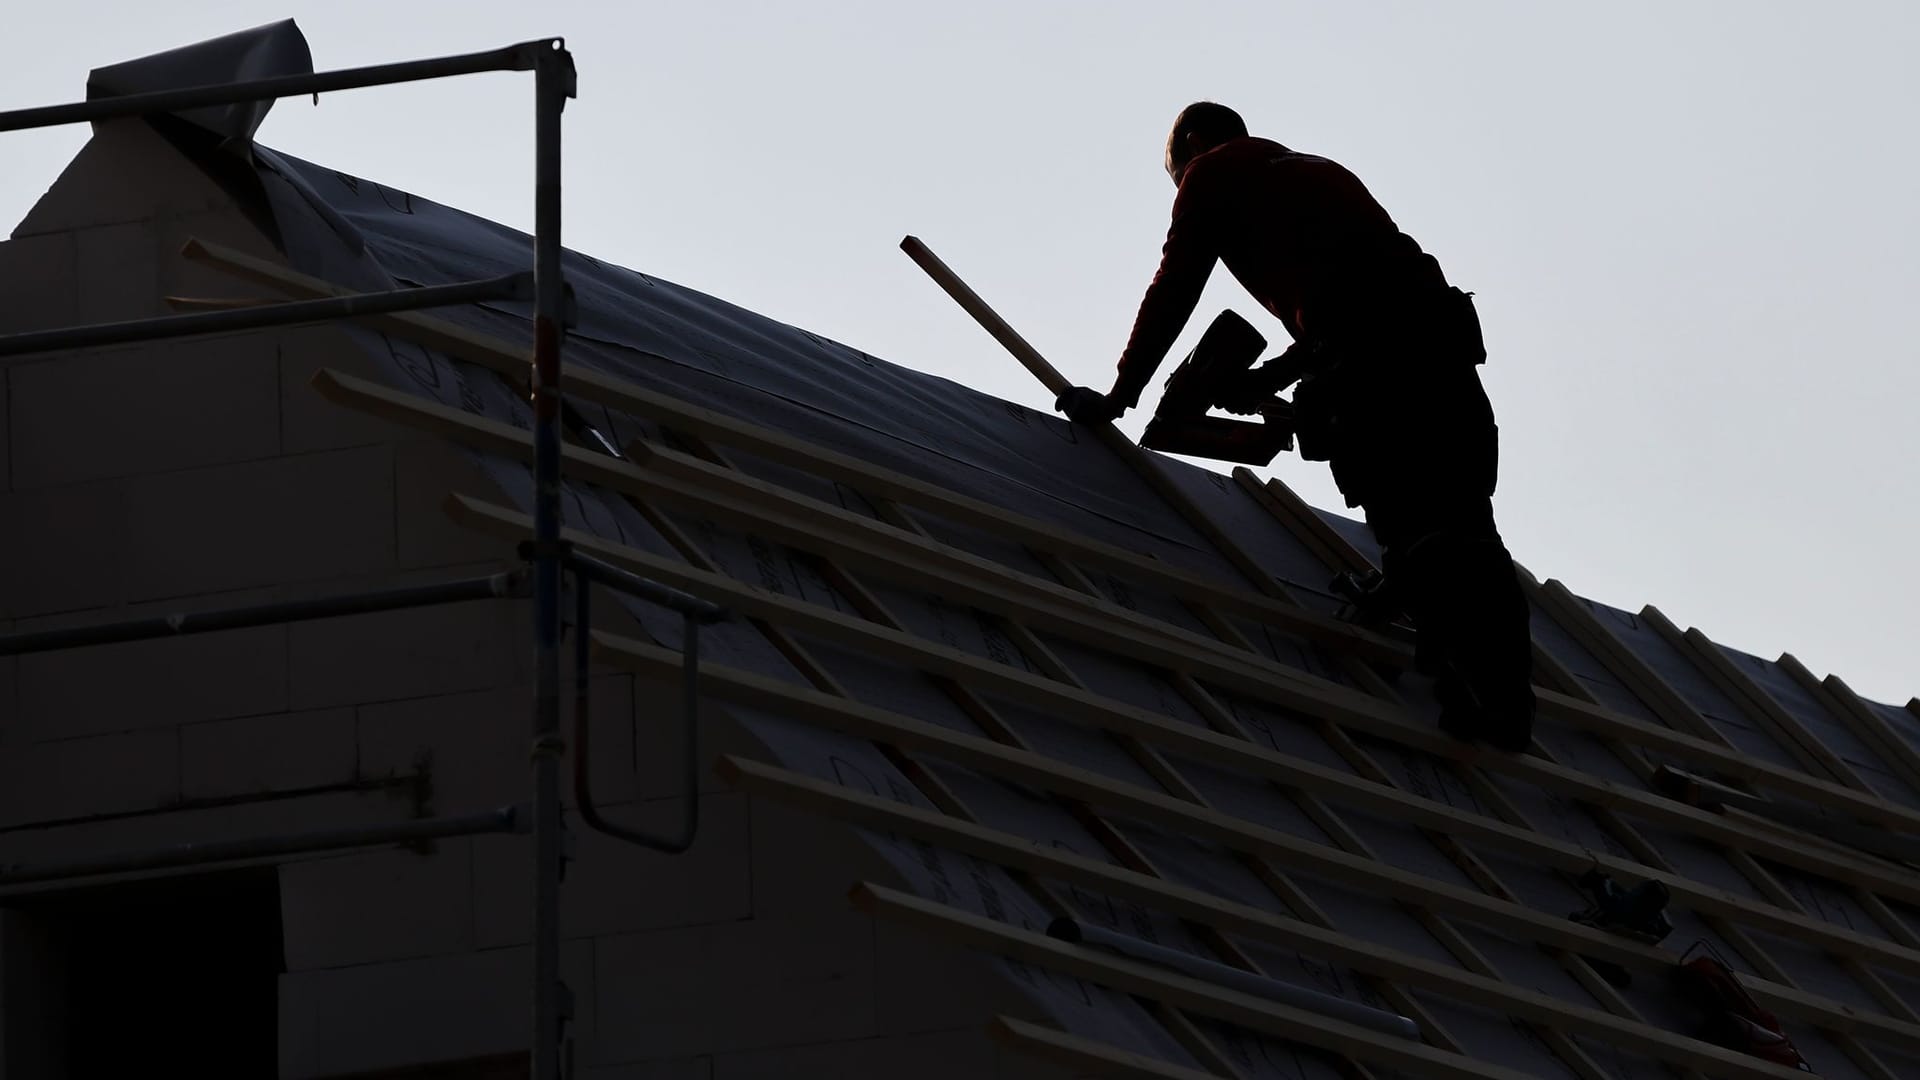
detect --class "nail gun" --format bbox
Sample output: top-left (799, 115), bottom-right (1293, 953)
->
top-left (1139, 310), bottom-right (1306, 466)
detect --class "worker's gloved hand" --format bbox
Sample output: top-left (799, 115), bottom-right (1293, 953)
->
top-left (1055, 386), bottom-right (1122, 425)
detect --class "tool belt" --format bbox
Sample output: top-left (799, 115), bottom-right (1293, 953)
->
top-left (1291, 286), bottom-right (1484, 464)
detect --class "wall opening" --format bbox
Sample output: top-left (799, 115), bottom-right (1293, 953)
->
top-left (4, 867), bottom-right (283, 1077)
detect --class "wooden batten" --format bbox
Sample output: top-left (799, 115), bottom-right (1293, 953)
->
top-left (1239, 458), bottom-right (1912, 1080)
top-left (446, 488), bottom-right (1920, 934)
top-left (612, 630), bottom-right (1920, 993)
top-left (234, 264), bottom-right (1917, 834)
top-left (1640, 607), bottom-right (1859, 789)
top-left (191, 236), bottom-right (1920, 1079)
top-left (987, 1016), bottom-right (1229, 1080)
top-left (854, 881), bottom-right (1541, 1080)
top-left (1235, 468), bottom-right (1373, 576)
top-left (727, 756), bottom-right (1915, 1073)
top-left (1791, 659), bottom-right (1920, 802)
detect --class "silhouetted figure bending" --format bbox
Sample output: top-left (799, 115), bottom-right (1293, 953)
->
top-left (1055, 102), bottom-right (1534, 750)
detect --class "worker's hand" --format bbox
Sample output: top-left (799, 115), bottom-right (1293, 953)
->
top-left (1217, 345), bottom-right (1313, 415)
top-left (1214, 369), bottom-right (1274, 416)
top-left (1055, 386), bottom-right (1122, 425)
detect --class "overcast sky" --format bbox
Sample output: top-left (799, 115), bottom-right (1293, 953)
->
top-left (5, 2), bottom-right (1914, 704)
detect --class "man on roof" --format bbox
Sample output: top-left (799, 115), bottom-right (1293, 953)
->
top-left (1055, 102), bottom-right (1534, 751)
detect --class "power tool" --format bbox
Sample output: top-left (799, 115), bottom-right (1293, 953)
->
top-left (1139, 310), bottom-right (1304, 466)
top-left (1570, 867), bottom-right (1673, 944)
top-left (1670, 941), bottom-right (1813, 1071)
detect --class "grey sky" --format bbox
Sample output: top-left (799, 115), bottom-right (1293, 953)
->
top-left (5, 2), bottom-right (1914, 703)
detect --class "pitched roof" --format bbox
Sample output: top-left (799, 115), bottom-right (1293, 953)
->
top-left (221, 141), bottom-right (1920, 1079)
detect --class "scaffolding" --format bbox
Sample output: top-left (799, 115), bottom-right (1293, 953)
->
top-left (0, 39), bottom-right (727, 1080)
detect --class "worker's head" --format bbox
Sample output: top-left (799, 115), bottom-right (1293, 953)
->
top-left (1165, 102), bottom-right (1247, 185)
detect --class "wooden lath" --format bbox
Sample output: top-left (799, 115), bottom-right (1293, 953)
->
top-left (841, 247), bottom-right (1625, 1076)
top-left (1640, 605), bottom-right (1860, 788)
top-left (206, 245), bottom-right (1255, 1071)
top-left (889, 253), bottom-right (1592, 987)
top-left (697, 435), bottom-right (1618, 1076)
top-left (1216, 474), bottom-right (1624, 920)
top-left (960, 401), bottom-right (1652, 1071)
top-left (1242, 470), bottom-right (1912, 1079)
top-left (459, 494), bottom-right (1920, 984)
top-left (794, 453), bottom-right (1476, 1065)
top-left (450, 488), bottom-right (1920, 1079)
top-left (320, 372), bottom-right (1920, 993)
top-left (853, 881), bottom-right (1543, 1080)
top-left (199, 235), bottom-right (1920, 1077)
top-left (190, 236), bottom-right (1917, 842)
top-left (319, 366), bottom-right (1920, 911)
top-left (562, 453), bottom-right (1253, 1072)
top-left (573, 456), bottom-right (1260, 1069)
top-left (470, 369), bottom-right (1920, 843)
top-left (1510, 568), bottom-right (1910, 1077)
top-left (658, 433), bottom-right (1363, 1077)
top-left (1616, 610), bottom-right (1920, 1040)
top-left (986, 1016), bottom-right (1228, 1080)
top-left (182, 236), bottom-right (1379, 655)
top-left (232, 249), bottom-right (1320, 1068)
top-left (1530, 581), bottom-right (1726, 741)
top-left (1783, 656), bottom-right (1920, 805)
top-left (597, 631), bottom-right (1920, 1054)
top-left (1232, 469), bottom-right (1373, 578)
top-left (310, 261), bottom-right (1479, 1052)
top-left (432, 407), bottom-right (1920, 1071)
top-left (725, 755), bottom-right (1874, 1078)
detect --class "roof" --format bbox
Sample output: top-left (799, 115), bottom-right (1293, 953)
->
top-left (145, 73), bottom-right (1920, 1080)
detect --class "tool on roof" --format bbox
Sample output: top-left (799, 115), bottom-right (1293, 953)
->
top-left (1670, 941), bottom-right (1814, 1072)
top-left (1649, 764), bottom-right (1801, 817)
top-left (1135, 310), bottom-right (1303, 466)
top-left (1563, 862), bottom-right (1672, 988)
top-left (1047, 917), bottom-right (1424, 1041)
top-left (1570, 867), bottom-right (1673, 944)
top-left (1653, 763), bottom-right (1920, 864)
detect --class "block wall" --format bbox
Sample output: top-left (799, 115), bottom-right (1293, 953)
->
top-left (0, 121), bottom-right (1078, 1079)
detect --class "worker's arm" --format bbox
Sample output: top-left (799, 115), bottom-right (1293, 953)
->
top-left (1107, 176), bottom-right (1217, 410)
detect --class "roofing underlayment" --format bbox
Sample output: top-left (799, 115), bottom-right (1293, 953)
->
top-left (90, 28), bottom-right (1920, 1080)
top-left (235, 151), bottom-right (1920, 1079)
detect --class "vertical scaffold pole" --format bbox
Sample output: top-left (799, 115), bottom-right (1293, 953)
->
top-left (530, 39), bottom-right (576, 1080)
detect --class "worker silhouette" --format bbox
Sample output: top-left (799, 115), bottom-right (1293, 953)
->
top-left (1055, 102), bottom-right (1534, 751)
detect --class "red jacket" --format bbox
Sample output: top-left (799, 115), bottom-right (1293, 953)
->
top-left (1111, 137), bottom-right (1447, 408)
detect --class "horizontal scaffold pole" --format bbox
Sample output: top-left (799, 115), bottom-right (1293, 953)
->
top-left (0, 273), bottom-right (530, 359)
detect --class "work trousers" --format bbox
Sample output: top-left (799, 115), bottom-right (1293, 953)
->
top-left (1323, 360), bottom-right (1534, 714)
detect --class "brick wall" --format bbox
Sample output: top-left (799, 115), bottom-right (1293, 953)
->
top-left (0, 121), bottom-right (1082, 1080)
